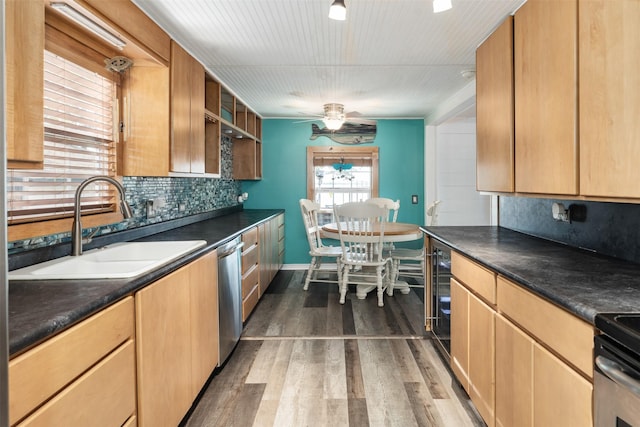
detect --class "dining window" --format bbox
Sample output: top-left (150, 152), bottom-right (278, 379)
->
top-left (307, 146), bottom-right (379, 224)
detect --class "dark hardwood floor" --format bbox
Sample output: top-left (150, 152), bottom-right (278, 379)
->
top-left (182, 270), bottom-right (483, 427)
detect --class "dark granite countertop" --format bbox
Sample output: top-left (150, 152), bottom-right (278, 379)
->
top-left (421, 226), bottom-right (640, 325)
top-left (8, 209), bottom-right (283, 356)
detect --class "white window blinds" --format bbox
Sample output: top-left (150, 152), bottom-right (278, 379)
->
top-left (8, 50), bottom-right (118, 225)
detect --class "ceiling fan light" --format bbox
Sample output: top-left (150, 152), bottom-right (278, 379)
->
top-left (433, 0), bottom-right (452, 13)
top-left (329, 0), bottom-right (346, 21)
top-left (323, 117), bottom-right (345, 130)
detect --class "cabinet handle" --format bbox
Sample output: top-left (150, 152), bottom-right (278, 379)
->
top-left (595, 355), bottom-right (640, 397)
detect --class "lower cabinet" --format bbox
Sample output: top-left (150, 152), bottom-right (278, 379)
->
top-left (496, 314), bottom-right (593, 427)
top-left (241, 227), bottom-right (260, 321)
top-left (9, 297), bottom-right (136, 426)
top-left (450, 277), bottom-right (496, 427)
top-left (136, 250), bottom-right (218, 427)
top-left (451, 251), bottom-right (594, 427)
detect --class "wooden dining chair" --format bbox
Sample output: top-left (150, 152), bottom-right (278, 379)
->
top-left (365, 197), bottom-right (400, 223)
top-left (333, 201), bottom-right (392, 307)
top-left (299, 199), bottom-right (343, 290)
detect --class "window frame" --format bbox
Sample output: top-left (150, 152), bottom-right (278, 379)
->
top-left (306, 146), bottom-right (379, 214)
top-left (7, 10), bottom-right (125, 242)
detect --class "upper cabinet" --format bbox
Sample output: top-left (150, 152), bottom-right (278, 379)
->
top-left (514, 0), bottom-right (578, 195)
top-left (476, 16), bottom-right (514, 193)
top-left (579, 0), bottom-right (640, 198)
top-left (170, 41), bottom-right (206, 174)
top-left (6, 0), bottom-right (45, 169)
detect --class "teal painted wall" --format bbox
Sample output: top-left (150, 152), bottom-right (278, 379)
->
top-left (241, 119), bottom-right (425, 264)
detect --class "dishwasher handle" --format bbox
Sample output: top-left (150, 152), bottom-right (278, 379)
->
top-left (218, 242), bottom-right (244, 258)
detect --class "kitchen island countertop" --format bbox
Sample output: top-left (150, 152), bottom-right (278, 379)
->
top-left (9, 209), bottom-right (283, 356)
top-left (422, 226), bottom-right (640, 325)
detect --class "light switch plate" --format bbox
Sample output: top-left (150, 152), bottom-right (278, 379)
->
top-left (411, 195), bottom-right (418, 204)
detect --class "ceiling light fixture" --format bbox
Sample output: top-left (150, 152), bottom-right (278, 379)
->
top-left (433, 0), bottom-right (452, 13)
top-left (329, 0), bottom-right (347, 21)
top-left (50, 2), bottom-right (126, 49)
top-left (322, 103), bottom-right (346, 130)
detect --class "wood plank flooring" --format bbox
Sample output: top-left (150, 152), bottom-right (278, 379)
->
top-left (182, 270), bottom-right (484, 427)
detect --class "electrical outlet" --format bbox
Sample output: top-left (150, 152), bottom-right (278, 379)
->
top-left (411, 195), bottom-right (418, 204)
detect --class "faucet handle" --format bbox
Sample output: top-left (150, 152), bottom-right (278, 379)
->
top-left (82, 228), bottom-right (100, 245)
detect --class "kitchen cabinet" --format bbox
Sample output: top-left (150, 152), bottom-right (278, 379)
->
top-left (259, 213), bottom-right (284, 296)
top-left (9, 297), bottom-right (135, 426)
top-left (241, 227), bottom-right (261, 321)
top-left (170, 40), bottom-right (206, 174)
top-left (496, 275), bottom-right (593, 426)
top-left (120, 64), bottom-right (170, 176)
top-left (450, 253), bottom-right (496, 427)
top-left (476, 16), bottom-right (514, 193)
top-left (204, 78), bottom-right (222, 176)
top-left (136, 250), bottom-right (218, 427)
top-left (579, 0), bottom-right (640, 198)
top-left (514, 0), bottom-right (578, 195)
top-left (233, 138), bottom-right (263, 180)
top-left (495, 314), bottom-right (533, 427)
top-left (6, 0), bottom-right (44, 169)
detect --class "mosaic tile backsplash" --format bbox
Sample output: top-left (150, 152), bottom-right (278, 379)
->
top-left (8, 136), bottom-right (242, 254)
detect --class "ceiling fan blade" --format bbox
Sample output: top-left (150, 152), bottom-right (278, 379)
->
top-left (293, 118), bottom-right (322, 124)
top-left (345, 117), bottom-right (377, 125)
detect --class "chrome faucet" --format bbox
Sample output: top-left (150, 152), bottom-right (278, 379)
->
top-left (71, 176), bottom-right (134, 256)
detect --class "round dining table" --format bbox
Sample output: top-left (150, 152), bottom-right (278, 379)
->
top-left (320, 222), bottom-right (424, 297)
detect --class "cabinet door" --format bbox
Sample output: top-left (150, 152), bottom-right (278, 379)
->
top-left (170, 41), bottom-right (205, 174)
top-left (476, 16), bottom-right (514, 193)
top-left (6, 0), bottom-right (44, 169)
top-left (120, 65), bottom-right (170, 176)
top-left (533, 343), bottom-right (593, 427)
top-left (450, 278), bottom-right (469, 391)
top-left (136, 266), bottom-right (192, 427)
top-left (579, 0), bottom-right (640, 198)
top-left (170, 41), bottom-right (192, 173)
top-left (468, 292), bottom-right (495, 427)
top-left (495, 314), bottom-right (533, 427)
top-left (189, 250), bottom-right (218, 396)
top-left (190, 60), bottom-right (206, 174)
top-left (514, 0), bottom-right (578, 195)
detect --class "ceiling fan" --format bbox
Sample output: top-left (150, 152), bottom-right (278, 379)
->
top-left (298, 103), bottom-right (377, 130)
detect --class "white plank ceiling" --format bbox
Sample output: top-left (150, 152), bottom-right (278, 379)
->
top-left (133, 0), bottom-right (525, 120)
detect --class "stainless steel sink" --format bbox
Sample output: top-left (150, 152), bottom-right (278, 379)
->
top-left (8, 240), bottom-right (207, 280)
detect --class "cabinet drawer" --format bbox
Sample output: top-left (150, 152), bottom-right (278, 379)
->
top-left (242, 227), bottom-right (259, 249)
top-left (278, 223), bottom-right (285, 241)
top-left (242, 263), bottom-right (260, 299)
top-left (18, 340), bottom-right (136, 427)
top-left (9, 297), bottom-right (134, 425)
top-left (452, 251), bottom-right (496, 305)
top-left (497, 276), bottom-right (594, 379)
top-left (242, 285), bottom-right (260, 322)
top-left (242, 244), bottom-right (259, 275)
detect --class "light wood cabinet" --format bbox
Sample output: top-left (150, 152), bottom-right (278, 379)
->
top-left (533, 342), bottom-right (593, 427)
top-left (450, 278), bottom-right (495, 427)
top-left (189, 250), bottom-right (219, 395)
top-left (9, 297), bottom-right (135, 426)
top-left (120, 64), bottom-right (170, 176)
top-left (514, 0), bottom-right (578, 195)
top-left (495, 314), bottom-right (533, 427)
top-left (476, 16), bottom-right (514, 193)
top-left (170, 40), bottom-right (206, 174)
top-left (136, 262), bottom-right (192, 427)
top-left (496, 275), bottom-right (593, 426)
top-left (6, 0), bottom-right (44, 169)
top-left (242, 227), bottom-right (261, 321)
top-left (233, 138), bottom-right (263, 180)
top-left (136, 250), bottom-right (219, 427)
top-left (579, 0), bottom-right (640, 198)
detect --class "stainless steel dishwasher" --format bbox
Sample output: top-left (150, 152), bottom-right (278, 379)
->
top-left (217, 237), bottom-right (244, 365)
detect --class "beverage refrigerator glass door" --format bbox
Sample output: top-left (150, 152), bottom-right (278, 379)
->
top-left (429, 240), bottom-right (452, 358)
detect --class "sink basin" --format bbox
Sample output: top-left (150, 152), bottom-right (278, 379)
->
top-left (8, 240), bottom-right (207, 280)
